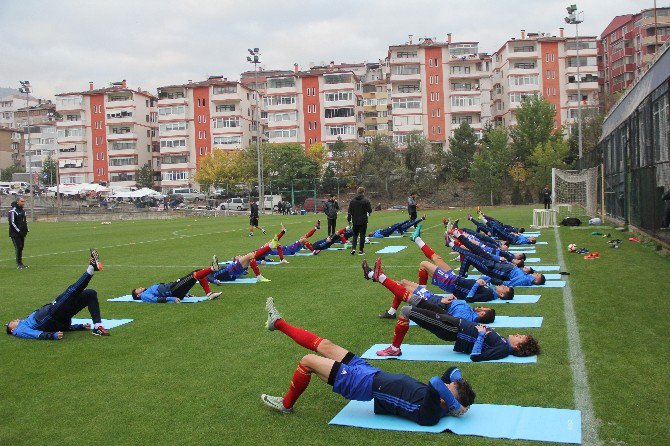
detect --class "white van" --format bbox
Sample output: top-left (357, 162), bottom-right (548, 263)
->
top-left (262, 195), bottom-right (283, 211)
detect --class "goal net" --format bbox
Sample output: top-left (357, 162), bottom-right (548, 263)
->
top-left (552, 166), bottom-right (600, 219)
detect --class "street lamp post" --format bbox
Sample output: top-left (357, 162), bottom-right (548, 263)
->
top-left (247, 48), bottom-right (265, 213)
top-left (18, 80), bottom-right (35, 220)
top-left (565, 4), bottom-right (584, 159)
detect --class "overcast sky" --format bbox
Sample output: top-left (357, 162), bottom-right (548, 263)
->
top-left (0, 0), bottom-right (665, 99)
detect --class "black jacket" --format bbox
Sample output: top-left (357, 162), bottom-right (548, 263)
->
top-left (8, 201), bottom-right (28, 237)
top-left (250, 202), bottom-right (259, 218)
top-left (324, 199), bottom-right (339, 219)
top-left (347, 195), bottom-right (372, 225)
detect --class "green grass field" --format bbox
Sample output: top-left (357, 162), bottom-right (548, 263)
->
top-left (1, 206), bottom-right (668, 445)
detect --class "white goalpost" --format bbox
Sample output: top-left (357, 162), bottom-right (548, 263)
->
top-left (551, 166), bottom-right (602, 219)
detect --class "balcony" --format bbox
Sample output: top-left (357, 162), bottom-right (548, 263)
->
top-left (508, 49), bottom-right (538, 58)
top-left (106, 111), bottom-right (134, 124)
top-left (390, 55), bottom-right (420, 64)
top-left (158, 96), bottom-right (188, 106)
top-left (565, 81), bottom-right (599, 91)
top-left (106, 98), bottom-right (134, 109)
top-left (211, 89), bottom-right (240, 101)
top-left (390, 72), bottom-right (421, 82)
top-left (508, 66), bottom-right (539, 75)
top-left (107, 132), bottom-right (137, 141)
top-left (109, 162), bottom-right (139, 172)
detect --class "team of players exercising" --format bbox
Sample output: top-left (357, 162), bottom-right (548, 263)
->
top-left (6, 211), bottom-right (542, 428)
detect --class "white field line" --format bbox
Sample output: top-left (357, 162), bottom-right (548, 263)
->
top-left (554, 226), bottom-right (602, 446)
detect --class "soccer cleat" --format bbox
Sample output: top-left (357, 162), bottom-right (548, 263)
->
top-left (442, 217), bottom-right (450, 228)
top-left (477, 205), bottom-right (482, 216)
top-left (577, 248), bottom-right (590, 254)
top-left (410, 224), bottom-right (422, 241)
top-left (261, 394), bottom-right (293, 414)
top-left (350, 250), bottom-right (356, 255)
top-left (467, 213), bottom-right (473, 221)
top-left (256, 275), bottom-right (271, 283)
top-left (445, 233), bottom-right (453, 246)
top-left (249, 232), bottom-right (254, 237)
top-left (372, 257), bottom-right (383, 282)
top-left (315, 219), bottom-right (321, 230)
top-left (265, 297), bottom-right (282, 331)
top-left (281, 223), bottom-right (287, 233)
top-left (452, 218), bottom-right (459, 229)
top-left (378, 311), bottom-right (396, 319)
top-left (261, 228), bottom-right (267, 234)
top-left (207, 291), bottom-right (222, 300)
top-left (269, 237), bottom-right (279, 249)
top-left (421, 214), bottom-right (426, 221)
top-left (91, 326), bottom-right (110, 336)
top-left (358, 251), bottom-right (365, 256)
top-left (89, 248), bottom-right (103, 271)
top-left (211, 255), bottom-right (220, 271)
top-left (17, 264), bottom-right (29, 269)
top-left (312, 249), bottom-right (321, 256)
top-left (376, 345), bottom-right (402, 356)
top-left (362, 260), bottom-right (372, 280)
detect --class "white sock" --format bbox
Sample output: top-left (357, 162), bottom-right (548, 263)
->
top-left (379, 274), bottom-right (387, 284)
top-left (387, 308), bottom-right (396, 315)
top-left (453, 229), bottom-right (462, 238)
top-left (87, 265), bottom-right (95, 275)
top-left (414, 236), bottom-right (425, 249)
top-left (482, 216), bottom-right (488, 224)
top-left (94, 323), bottom-right (102, 329)
top-left (367, 271), bottom-right (374, 279)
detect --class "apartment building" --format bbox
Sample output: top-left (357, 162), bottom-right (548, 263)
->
top-left (0, 94), bottom-right (39, 129)
top-left (14, 102), bottom-right (60, 175)
top-left (55, 81), bottom-right (158, 186)
top-left (599, 7), bottom-right (670, 95)
top-left (0, 126), bottom-right (24, 170)
top-left (491, 30), bottom-right (599, 129)
top-left (156, 76), bottom-right (256, 192)
top-left (361, 61), bottom-right (391, 142)
top-left (263, 66), bottom-right (364, 149)
top-left (387, 36), bottom-right (492, 149)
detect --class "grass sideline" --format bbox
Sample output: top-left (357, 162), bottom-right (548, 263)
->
top-left (0, 206), bottom-right (667, 445)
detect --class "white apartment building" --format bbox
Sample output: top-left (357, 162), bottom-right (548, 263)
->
top-left (0, 94), bottom-right (40, 129)
top-left (491, 30), bottom-right (599, 129)
top-left (55, 81), bottom-right (158, 186)
top-left (157, 76), bottom-right (256, 192)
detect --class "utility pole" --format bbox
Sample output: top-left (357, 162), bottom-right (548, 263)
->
top-left (247, 48), bottom-right (265, 213)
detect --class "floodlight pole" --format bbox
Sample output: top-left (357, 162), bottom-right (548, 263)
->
top-left (19, 81), bottom-right (35, 221)
top-left (565, 5), bottom-right (584, 159)
top-left (247, 48), bottom-right (265, 213)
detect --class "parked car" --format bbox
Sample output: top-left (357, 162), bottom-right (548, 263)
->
top-left (303, 197), bottom-right (329, 213)
top-left (219, 197), bottom-right (249, 211)
top-left (171, 188), bottom-right (206, 202)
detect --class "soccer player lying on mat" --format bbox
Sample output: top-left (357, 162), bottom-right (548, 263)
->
top-left (6, 249), bottom-right (110, 339)
top-left (369, 215), bottom-right (426, 238)
top-left (447, 233), bottom-right (545, 287)
top-left (131, 255), bottom-right (223, 302)
top-left (364, 258), bottom-right (496, 324)
top-left (480, 212), bottom-right (525, 234)
top-left (368, 258), bottom-right (540, 360)
top-left (470, 213), bottom-right (536, 245)
top-left (208, 238), bottom-right (280, 284)
top-left (448, 224), bottom-right (526, 265)
top-left (374, 228), bottom-right (513, 319)
top-left (257, 222), bottom-right (320, 262)
top-left (261, 297), bottom-right (475, 424)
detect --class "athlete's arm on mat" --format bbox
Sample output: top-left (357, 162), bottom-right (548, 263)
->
top-left (67, 323), bottom-right (90, 331)
top-left (470, 325), bottom-right (508, 362)
top-left (12, 325), bottom-right (63, 340)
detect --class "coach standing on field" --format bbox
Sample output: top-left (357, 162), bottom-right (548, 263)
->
top-left (9, 197), bottom-right (29, 269)
top-left (347, 187), bottom-right (372, 256)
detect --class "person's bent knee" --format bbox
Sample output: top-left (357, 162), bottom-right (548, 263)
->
top-left (400, 305), bottom-right (413, 318)
top-left (81, 289), bottom-right (98, 302)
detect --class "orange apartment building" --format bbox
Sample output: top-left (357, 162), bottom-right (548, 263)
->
top-left (156, 76), bottom-right (256, 192)
top-left (491, 30), bottom-right (599, 130)
top-left (55, 81), bottom-right (158, 187)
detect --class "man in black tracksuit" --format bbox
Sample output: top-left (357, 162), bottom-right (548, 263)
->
top-left (324, 194), bottom-right (339, 237)
top-left (347, 187), bottom-right (372, 255)
top-left (8, 197), bottom-right (29, 269)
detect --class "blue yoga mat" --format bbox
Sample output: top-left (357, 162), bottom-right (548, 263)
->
top-left (294, 252), bottom-right (318, 256)
top-left (410, 316), bottom-right (542, 328)
top-left (521, 241), bottom-right (548, 245)
top-left (329, 400), bottom-right (581, 444)
top-left (532, 265), bottom-right (560, 271)
top-left (217, 277), bottom-right (266, 284)
top-left (71, 318), bottom-right (133, 329)
top-left (108, 295), bottom-right (209, 303)
top-left (523, 232), bottom-right (542, 236)
top-left (376, 246), bottom-right (408, 254)
top-left (469, 273), bottom-right (561, 281)
top-left (433, 293), bottom-right (541, 304)
top-left (326, 247), bottom-right (349, 251)
top-left (386, 234), bottom-right (404, 238)
top-left (525, 258), bottom-right (541, 263)
top-left (519, 281), bottom-right (566, 288)
top-left (508, 248), bottom-right (537, 253)
top-left (360, 344), bottom-right (537, 363)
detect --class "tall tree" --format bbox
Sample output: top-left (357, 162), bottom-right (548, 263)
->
top-left (41, 155), bottom-right (57, 186)
top-left (446, 122), bottom-right (478, 180)
top-left (1, 165), bottom-right (24, 181)
top-left (195, 149), bottom-right (247, 192)
top-left (509, 95), bottom-right (558, 162)
top-left (135, 162), bottom-right (155, 188)
top-left (359, 135), bottom-right (398, 196)
top-left (566, 112), bottom-right (604, 165)
top-left (262, 143), bottom-right (319, 191)
top-left (529, 139), bottom-right (570, 191)
top-left (470, 126), bottom-right (512, 205)
top-left (404, 132), bottom-right (430, 174)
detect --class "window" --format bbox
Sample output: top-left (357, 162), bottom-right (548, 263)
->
top-left (567, 56), bottom-right (597, 67)
top-left (512, 45), bottom-right (535, 52)
top-left (160, 122), bottom-right (188, 132)
top-left (160, 139), bottom-right (187, 148)
top-left (509, 92), bottom-right (536, 103)
top-left (392, 98), bottom-right (421, 109)
top-left (545, 53), bottom-right (555, 62)
top-left (398, 84), bottom-right (421, 93)
top-left (307, 104), bottom-right (316, 113)
top-left (393, 65), bottom-right (420, 75)
top-left (161, 170), bottom-right (189, 181)
top-left (324, 74), bottom-right (351, 84)
top-left (212, 86), bottom-right (237, 94)
top-left (393, 115), bottom-right (422, 126)
top-left (509, 75), bottom-right (538, 86)
top-left (263, 95), bottom-right (297, 106)
top-left (452, 115), bottom-right (473, 124)
top-left (396, 51), bottom-right (418, 58)
top-left (215, 104), bottom-right (236, 112)
top-left (268, 112), bottom-right (297, 122)
top-left (212, 135), bottom-right (241, 146)
top-left (324, 108), bottom-right (354, 118)
top-left (450, 66), bottom-right (471, 74)
top-left (324, 91), bottom-right (353, 102)
top-left (268, 78), bottom-right (295, 88)
top-left (268, 128), bottom-right (298, 138)
top-left (197, 130), bottom-right (207, 139)
top-left (513, 62), bottom-right (536, 69)
top-left (57, 128), bottom-right (84, 138)
top-left (108, 95), bottom-right (131, 102)
top-left (326, 125), bottom-right (355, 136)
top-left (566, 41), bottom-right (597, 50)
top-left (451, 96), bottom-right (480, 107)
top-left (568, 73), bottom-right (598, 83)
top-left (66, 114), bottom-right (81, 122)
top-left (109, 157), bottom-right (137, 166)
top-left (451, 82), bottom-right (473, 91)
top-left (161, 154), bottom-right (189, 164)
top-left (110, 142), bottom-right (136, 150)
top-left (158, 106), bottom-right (185, 116)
